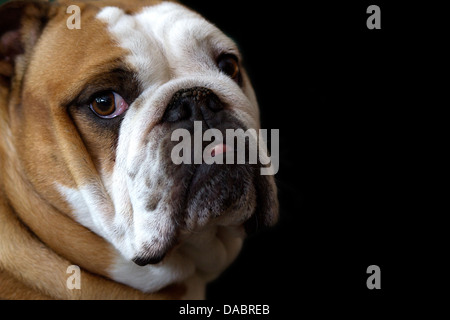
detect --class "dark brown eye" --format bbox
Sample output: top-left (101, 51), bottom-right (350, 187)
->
top-left (89, 91), bottom-right (129, 119)
top-left (217, 54), bottom-right (240, 81)
top-left (91, 92), bottom-right (115, 116)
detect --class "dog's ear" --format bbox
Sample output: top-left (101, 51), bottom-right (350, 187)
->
top-left (245, 174), bottom-right (279, 235)
top-left (0, 1), bottom-right (52, 84)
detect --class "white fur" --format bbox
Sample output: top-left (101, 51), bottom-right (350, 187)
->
top-left (57, 181), bottom-right (244, 298)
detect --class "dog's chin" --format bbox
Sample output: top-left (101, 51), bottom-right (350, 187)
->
top-left (130, 162), bottom-right (258, 267)
top-left (185, 162), bottom-right (257, 228)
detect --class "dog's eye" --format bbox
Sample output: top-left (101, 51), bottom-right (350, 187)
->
top-left (217, 54), bottom-right (240, 81)
top-left (89, 91), bottom-right (129, 119)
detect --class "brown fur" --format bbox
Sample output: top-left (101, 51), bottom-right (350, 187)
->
top-left (0, 0), bottom-right (185, 299)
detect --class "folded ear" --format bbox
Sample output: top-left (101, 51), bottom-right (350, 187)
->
top-left (0, 1), bottom-right (52, 84)
top-left (244, 174), bottom-right (279, 235)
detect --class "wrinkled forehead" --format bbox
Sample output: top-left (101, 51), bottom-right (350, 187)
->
top-left (26, 1), bottom-right (239, 105)
top-left (96, 2), bottom-right (239, 86)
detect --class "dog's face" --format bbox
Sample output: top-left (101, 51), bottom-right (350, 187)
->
top-left (2, 0), bottom-right (278, 294)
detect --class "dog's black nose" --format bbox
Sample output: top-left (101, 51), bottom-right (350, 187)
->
top-left (163, 87), bottom-right (224, 123)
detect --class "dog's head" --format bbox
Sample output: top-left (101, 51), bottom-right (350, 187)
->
top-left (1, 0), bottom-right (278, 293)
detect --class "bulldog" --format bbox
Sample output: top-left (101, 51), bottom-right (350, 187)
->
top-left (0, 0), bottom-right (278, 299)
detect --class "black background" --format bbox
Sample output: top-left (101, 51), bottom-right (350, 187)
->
top-left (1, 0), bottom-right (438, 315)
top-left (180, 0), bottom-right (422, 310)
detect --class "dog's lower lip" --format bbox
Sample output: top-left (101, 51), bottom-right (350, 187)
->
top-left (132, 253), bottom-right (166, 266)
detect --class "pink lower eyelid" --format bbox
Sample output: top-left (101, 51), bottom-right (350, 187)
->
top-left (113, 93), bottom-right (129, 116)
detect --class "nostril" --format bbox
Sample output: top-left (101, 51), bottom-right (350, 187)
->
top-left (164, 100), bottom-right (191, 123)
top-left (206, 94), bottom-right (224, 112)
